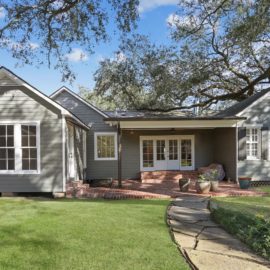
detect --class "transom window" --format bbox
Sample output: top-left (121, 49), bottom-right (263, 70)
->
top-left (246, 128), bottom-right (260, 160)
top-left (0, 123), bottom-right (40, 174)
top-left (94, 133), bottom-right (117, 160)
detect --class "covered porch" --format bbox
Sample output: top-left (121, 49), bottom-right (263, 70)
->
top-left (113, 118), bottom-right (241, 182)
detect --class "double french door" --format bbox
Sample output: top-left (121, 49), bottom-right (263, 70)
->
top-left (140, 136), bottom-right (194, 171)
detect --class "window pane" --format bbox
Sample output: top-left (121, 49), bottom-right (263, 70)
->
top-left (30, 159), bottom-right (37, 170)
top-left (8, 159), bottom-right (14, 170)
top-left (29, 126), bottom-right (36, 136)
top-left (7, 149), bottom-right (14, 159)
top-left (21, 125), bottom-right (28, 135)
top-left (181, 140), bottom-right (192, 167)
top-left (0, 125), bottom-right (5, 136)
top-left (29, 136), bottom-right (36, 147)
top-left (22, 136), bottom-right (28, 147)
top-left (7, 125), bottom-right (14, 136)
top-left (143, 140), bottom-right (154, 167)
top-left (0, 149), bottom-right (6, 159)
top-left (22, 149), bottom-right (29, 159)
top-left (22, 159), bottom-right (29, 170)
top-left (7, 137), bottom-right (14, 147)
top-left (0, 136), bottom-right (6, 147)
top-left (0, 159), bottom-right (6, 170)
top-left (30, 149), bottom-right (37, 158)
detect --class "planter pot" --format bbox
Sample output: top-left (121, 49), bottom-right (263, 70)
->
top-left (179, 178), bottom-right (190, 192)
top-left (238, 177), bottom-right (252, 189)
top-left (210, 181), bottom-right (219, 192)
top-left (196, 181), bottom-right (211, 194)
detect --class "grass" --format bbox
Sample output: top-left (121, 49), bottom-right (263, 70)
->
top-left (212, 195), bottom-right (270, 219)
top-left (0, 198), bottom-right (189, 270)
top-left (253, 186), bottom-right (270, 194)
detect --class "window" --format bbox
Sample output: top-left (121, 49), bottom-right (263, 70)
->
top-left (0, 125), bottom-right (15, 170)
top-left (94, 133), bottom-right (117, 160)
top-left (246, 128), bottom-right (260, 160)
top-left (156, 140), bottom-right (165, 160)
top-left (169, 140), bottom-right (178, 160)
top-left (21, 125), bottom-right (37, 170)
top-left (181, 139), bottom-right (192, 167)
top-left (0, 123), bottom-right (40, 174)
top-left (142, 140), bottom-right (154, 167)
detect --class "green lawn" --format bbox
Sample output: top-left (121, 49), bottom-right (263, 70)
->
top-left (212, 195), bottom-right (270, 219)
top-left (253, 186), bottom-right (270, 194)
top-left (0, 198), bottom-right (189, 270)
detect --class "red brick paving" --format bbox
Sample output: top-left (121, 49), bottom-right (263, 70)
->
top-left (66, 178), bottom-right (268, 200)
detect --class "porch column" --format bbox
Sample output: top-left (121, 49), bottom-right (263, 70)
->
top-left (117, 122), bottom-right (122, 188)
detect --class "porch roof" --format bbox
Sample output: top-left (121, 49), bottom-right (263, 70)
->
top-left (104, 111), bottom-right (245, 129)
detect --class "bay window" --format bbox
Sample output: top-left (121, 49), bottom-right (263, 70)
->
top-left (0, 123), bottom-right (40, 174)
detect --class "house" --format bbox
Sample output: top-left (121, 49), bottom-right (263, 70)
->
top-left (0, 66), bottom-right (269, 195)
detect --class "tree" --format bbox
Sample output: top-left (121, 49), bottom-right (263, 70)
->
top-left (0, 0), bottom-right (139, 81)
top-left (94, 0), bottom-right (270, 112)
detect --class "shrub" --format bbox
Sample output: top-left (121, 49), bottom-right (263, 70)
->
top-left (211, 206), bottom-right (270, 259)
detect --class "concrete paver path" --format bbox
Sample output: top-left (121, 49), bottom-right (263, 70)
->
top-left (167, 196), bottom-right (270, 270)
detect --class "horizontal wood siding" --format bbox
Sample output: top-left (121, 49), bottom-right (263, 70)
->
top-left (54, 91), bottom-right (118, 179)
top-left (238, 92), bottom-right (270, 180)
top-left (0, 86), bottom-right (63, 192)
top-left (213, 128), bottom-right (236, 180)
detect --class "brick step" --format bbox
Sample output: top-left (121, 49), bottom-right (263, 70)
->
top-left (141, 171), bottom-right (198, 181)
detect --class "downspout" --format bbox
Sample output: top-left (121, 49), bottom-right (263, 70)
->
top-left (117, 122), bottom-right (122, 188)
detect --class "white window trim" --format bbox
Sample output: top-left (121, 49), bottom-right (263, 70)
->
top-left (94, 132), bottom-right (118, 161)
top-left (0, 121), bottom-right (40, 174)
top-left (246, 126), bottom-right (261, 160)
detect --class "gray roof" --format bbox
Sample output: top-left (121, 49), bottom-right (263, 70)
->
top-left (104, 110), bottom-right (244, 121)
top-left (215, 88), bottom-right (270, 117)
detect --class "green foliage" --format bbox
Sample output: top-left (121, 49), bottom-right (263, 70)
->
top-left (0, 0), bottom-right (139, 81)
top-left (211, 204), bottom-right (270, 259)
top-left (94, 0), bottom-right (270, 112)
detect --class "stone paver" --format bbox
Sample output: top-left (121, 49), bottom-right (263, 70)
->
top-left (167, 196), bottom-right (270, 270)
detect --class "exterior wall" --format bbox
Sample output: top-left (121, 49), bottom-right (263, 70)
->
top-left (0, 86), bottom-right (64, 192)
top-left (237, 92), bottom-right (270, 180)
top-left (53, 91), bottom-right (118, 179)
top-left (121, 129), bottom-right (214, 179)
top-left (213, 128), bottom-right (236, 180)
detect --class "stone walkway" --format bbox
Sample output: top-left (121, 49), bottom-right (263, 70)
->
top-left (167, 196), bottom-right (270, 270)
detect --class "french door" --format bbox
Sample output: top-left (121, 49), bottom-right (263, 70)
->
top-left (140, 136), bottom-right (194, 171)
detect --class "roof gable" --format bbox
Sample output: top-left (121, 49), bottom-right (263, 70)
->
top-left (216, 88), bottom-right (270, 117)
top-left (50, 86), bottom-right (108, 118)
top-left (0, 66), bottom-right (89, 130)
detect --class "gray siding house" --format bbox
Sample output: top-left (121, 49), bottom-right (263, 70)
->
top-left (0, 66), bottom-right (269, 194)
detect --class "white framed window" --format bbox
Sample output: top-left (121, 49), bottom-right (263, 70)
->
top-left (246, 128), bottom-right (261, 160)
top-left (94, 132), bottom-right (117, 160)
top-left (0, 122), bottom-right (40, 174)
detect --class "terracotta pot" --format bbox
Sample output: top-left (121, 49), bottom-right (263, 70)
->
top-left (210, 181), bottom-right (219, 192)
top-left (196, 181), bottom-right (210, 194)
top-left (179, 178), bottom-right (190, 192)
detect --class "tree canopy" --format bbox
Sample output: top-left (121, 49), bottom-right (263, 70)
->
top-left (0, 0), bottom-right (139, 80)
top-left (93, 0), bottom-right (270, 112)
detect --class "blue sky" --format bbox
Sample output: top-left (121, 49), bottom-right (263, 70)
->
top-left (0, 1), bottom-right (179, 95)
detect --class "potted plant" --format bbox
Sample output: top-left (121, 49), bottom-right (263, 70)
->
top-left (179, 178), bottom-right (190, 192)
top-left (238, 176), bottom-right (252, 189)
top-left (196, 174), bottom-right (211, 194)
top-left (209, 169), bottom-right (219, 192)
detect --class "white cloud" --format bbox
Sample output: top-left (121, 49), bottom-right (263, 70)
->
top-left (139, 0), bottom-right (179, 13)
top-left (0, 7), bottom-right (5, 19)
top-left (166, 13), bottom-right (198, 28)
top-left (65, 48), bottom-right (88, 62)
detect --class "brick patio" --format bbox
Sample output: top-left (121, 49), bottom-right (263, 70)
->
top-left (66, 177), bottom-right (268, 200)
